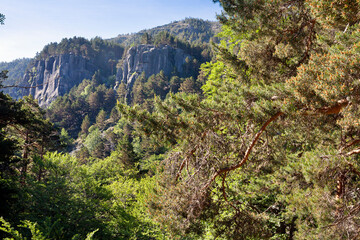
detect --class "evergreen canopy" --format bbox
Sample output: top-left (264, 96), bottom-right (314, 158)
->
top-left (120, 0), bottom-right (360, 238)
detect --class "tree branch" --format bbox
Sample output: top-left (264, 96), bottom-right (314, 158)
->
top-left (340, 139), bottom-right (360, 153)
top-left (303, 99), bottom-right (349, 116)
top-left (344, 148), bottom-right (360, 157)
top-left (202, 111), bottom-right (284, 191)
top-left (1, 83), bottom-right (46, 89)
top-left (199, 99), bottom-right (350, 194)
top-left (176, 131), bottom-right (208, 181)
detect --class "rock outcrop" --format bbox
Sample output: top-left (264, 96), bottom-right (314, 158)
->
top-left (23, 54), bottom-right (97, 107)
top-left (116, 44), bottom-right (191, 89)
top-left (20, 45), bottom-right (190, 107)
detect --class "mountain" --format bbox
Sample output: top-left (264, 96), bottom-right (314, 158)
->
top-left (109, 18), bottom-right (221, 46)
top-left (1, 18), bottom-right (218, 107)
top-left (9, 37), bottom-right (124, 107)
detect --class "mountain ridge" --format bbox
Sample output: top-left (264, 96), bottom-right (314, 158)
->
top-left (109, 18), bottom-right (220, 46)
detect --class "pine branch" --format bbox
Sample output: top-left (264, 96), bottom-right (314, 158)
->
top-left (344, 148), bottom-right (360, 157)
top-left (339, 139), bottom-right (360, 153)
top-left (221, 172), bottom-right (240, 212)
top-left (200, 99), bottom-right (349, 192)
top-left (302, 99), bottom-right (350, 116)
top-left (202, 111), bottom-right (284, 191)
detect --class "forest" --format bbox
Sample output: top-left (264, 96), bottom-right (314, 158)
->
top-left (1, 0), bottom-right (360, 239)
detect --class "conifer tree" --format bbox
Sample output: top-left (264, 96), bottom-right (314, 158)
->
top-left (81, 115), bottom-right (91, 135)
top-left (96, 109), bottom-right (106, 130)
top-left (120, 0), bottom-right (360, 238)
top-left (116, 81), bottom-right (127, 104)
top-left (109, 106), bottom-right (120, 122)
top-left (88, 91), bottom-right (101, 110)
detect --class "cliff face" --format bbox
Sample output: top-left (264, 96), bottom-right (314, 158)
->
top-left (20, 45), bottom-right (190, 107)
top-left (116, 44), bottom-right (191, 88)
top-left (24, 54), bottom-right (97, 107)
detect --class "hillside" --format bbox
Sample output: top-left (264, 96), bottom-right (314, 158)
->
top-left (0, 58), bottom-right (31, 98)
top-left (1, 18), bottom-right (217, 106)
top-left (23, 37), bottom-right (124, 107)
top-left (110, 18), bottom-right (221, 46)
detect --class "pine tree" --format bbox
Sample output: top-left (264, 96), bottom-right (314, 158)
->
top-left (96, 109), bottom-right (106, 130)
top-left (141, 32), bottom-right (153, 44)
top-left (131, 73), bottom-right (147, 105)
top-left (116, 81), bottom-right (127, 104)
top-left (120, 0), bottom-right (360, 238)
top-left (81, 115), bottom-right (91, 135)
top-left (109, 106), bottom-right (120, 123)
top-left (88, 91), bottom-right (100, 110)
top-left (104, 89), bottom-right (116, 112)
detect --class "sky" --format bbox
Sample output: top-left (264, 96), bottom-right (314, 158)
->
top-left (0, 0), bottom-right (222, 62)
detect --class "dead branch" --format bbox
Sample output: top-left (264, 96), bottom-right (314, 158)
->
top-left (176, 131), bottom-right (209, 181)
top-left (172, 98), bottom-right (352, 214)
top-left (176, 148), bottom-right (197, 181)
top-left (315, 99), bottom-right (350, 115)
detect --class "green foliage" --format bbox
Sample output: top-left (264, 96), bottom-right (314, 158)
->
top-left (141, 33), bottom-right (153, 44)
top-left (59, 128), bottom-right (74, 151)
top-left (0, 58), bottom-right (32, 98)
top-left (95, 109), bottom-right (107, 130)
top-left (118, 0), bottom-right (360, 239)
top-left (130, 70), bottom-right (203, 107)
top-left (0, 217), bottom-right (23, 240)
top-left (85, 229), bottom-right (98, 240)
top-left (6, 2), bottom-right (360, 239)
top-left (47, 78), bottom-right (117, 138)
top-left (109, 106), bottom-right (120, 123)
top-left (36, 37), bottom-right (123, 63)
top-left (0, 217), bottom-right (99, 240)
top-left (81, 115), bottom-right (91, 135)
top-left (0, 85), bottom-right (166, 238)
top-left (0, 88), bottom-right (63, 238)
top-left (14, 151), bottom-right (162, 239)
top-left (111, 18), bottom-right (220, 47)
top-left (84, 127), bottom-right (102, 152)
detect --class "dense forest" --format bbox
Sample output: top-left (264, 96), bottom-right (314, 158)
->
top-left (1, 0), bottom-right (360, 239)
top-left (110, 18), bottom-right (220, 47)
top-left (0, 58), bottom-right (31, 98)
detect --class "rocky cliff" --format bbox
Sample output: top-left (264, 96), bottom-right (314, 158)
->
top-left (20, 45), bottom-right (191, 107)
top-left (116, 44), bottom-right (191, 89)
top-left (23, 54), bottom-right (97, 107)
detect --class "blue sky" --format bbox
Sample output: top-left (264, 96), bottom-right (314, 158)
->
top-left (0, 0), bottom-right (222, 62)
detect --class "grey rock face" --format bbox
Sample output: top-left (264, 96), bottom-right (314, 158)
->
top-left (24, 54), bottom-right (97, 107)
top-left (116, 44), bottom-right (190, 89)
top-left (21, 45), bottom-right (189, 107)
